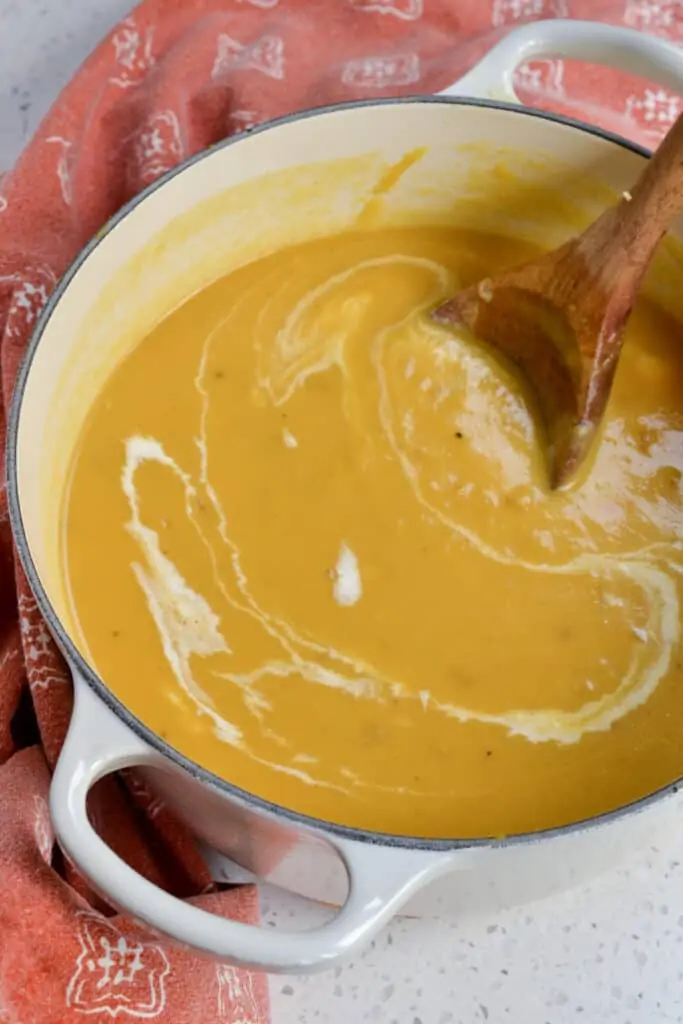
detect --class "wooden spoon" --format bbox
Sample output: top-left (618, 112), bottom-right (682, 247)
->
top-left (432, 112), bottom-right (683, 489)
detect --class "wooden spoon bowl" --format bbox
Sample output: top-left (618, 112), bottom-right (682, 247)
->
top-left (432, 112), bottom-right (683, 489)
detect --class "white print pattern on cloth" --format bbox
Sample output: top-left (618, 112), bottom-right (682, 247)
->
top-left (513, 59), bottom-right (565, 100)
top-left (341, 54), bottom-right (420, 89)
top-left (216, 965), bottom-right (263, 1023)
top-left (110, 17), bottom-right (156, 89)
top-left (212, 34), bottom-right (285, 81)
top-left (229, 109), bottom-right (260, 134)
top-left (0, 264), bottom-right (57, 343)
top-left (0, 640), bottom-right (20, 675)
top-left (18, 590), bottom-right (68, 694)
top-left (33, 794), bottom-right (54, 863)
top-left (624, 0), bottom-right (679, 33)
top-left (66, 912), bottom-right (170, 1019)
top-left (348, 0), bottom-right (423, 20)
top-left (124, 771), bottom-right (165, 820)
top-left (237, 0), bottom-right (280, 6)
top-left (491, 0), bottom-right (568, 27)
top-left (0, 196), bottom-right (7, 214)
top-left (46, 136), bottom-right (74, 207)
top-left (132, 111), bottom-right (183, 186)
top-left (625, 87), bottom-right (680, 138)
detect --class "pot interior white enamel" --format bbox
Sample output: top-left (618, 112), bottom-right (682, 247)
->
top-left (12, 98), bottom-right (683, 837)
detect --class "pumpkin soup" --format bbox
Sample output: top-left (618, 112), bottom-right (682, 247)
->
top-left (62, 225), bottom-right (683, 838)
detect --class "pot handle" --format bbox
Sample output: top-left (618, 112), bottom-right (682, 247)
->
top-left (50, 676), bottom-right (455, 973)
top-left (441, 19), bottom-right (683, 103)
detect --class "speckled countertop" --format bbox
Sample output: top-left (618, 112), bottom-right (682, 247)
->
top-left (3, 2), bottom-right (683, 1021)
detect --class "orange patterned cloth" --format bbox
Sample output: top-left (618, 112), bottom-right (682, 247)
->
top-left (0, 0), bottom-right (681, 1020)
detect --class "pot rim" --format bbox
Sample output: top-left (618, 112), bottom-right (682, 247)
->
top-left (8, 93), bottom-right (680, 853)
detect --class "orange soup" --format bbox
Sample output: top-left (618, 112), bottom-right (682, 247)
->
top-left (62, 225), bottom-right (683, 837)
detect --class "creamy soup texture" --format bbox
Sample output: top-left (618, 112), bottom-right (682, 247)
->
top-left (63, 225), bottom-right (683, 838)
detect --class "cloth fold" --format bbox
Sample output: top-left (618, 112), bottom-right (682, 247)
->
top-left (0, 0), bottom-right (680, 1020)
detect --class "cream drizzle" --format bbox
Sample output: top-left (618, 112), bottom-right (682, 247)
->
top-left (121, 436), bottom-right (240, 745)
top-left (333, 542), bottom-right (363, 607)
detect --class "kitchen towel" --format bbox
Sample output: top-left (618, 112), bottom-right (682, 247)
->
top-left (0, 0), bottom-right (681, 1021)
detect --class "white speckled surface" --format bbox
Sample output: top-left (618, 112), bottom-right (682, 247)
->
top-left (4, 2), bottom-right (683, 1020)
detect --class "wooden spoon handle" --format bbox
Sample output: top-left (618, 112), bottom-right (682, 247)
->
top-left (594, 113), bottom-right (683, 264)
top-left (572, 112), bottom-right (683, 298)
top-left (620, 111), bottom-right (683, 246)
top-left (626, 111), bottom-right (683, 225)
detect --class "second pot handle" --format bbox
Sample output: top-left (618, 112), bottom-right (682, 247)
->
top-left (50, 675), bottom-right (457, 973)
top-left (442, 19), bottom-right (683, 104)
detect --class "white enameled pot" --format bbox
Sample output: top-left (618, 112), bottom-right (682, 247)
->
top-left (9, 19), bottom-right (683, 975)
